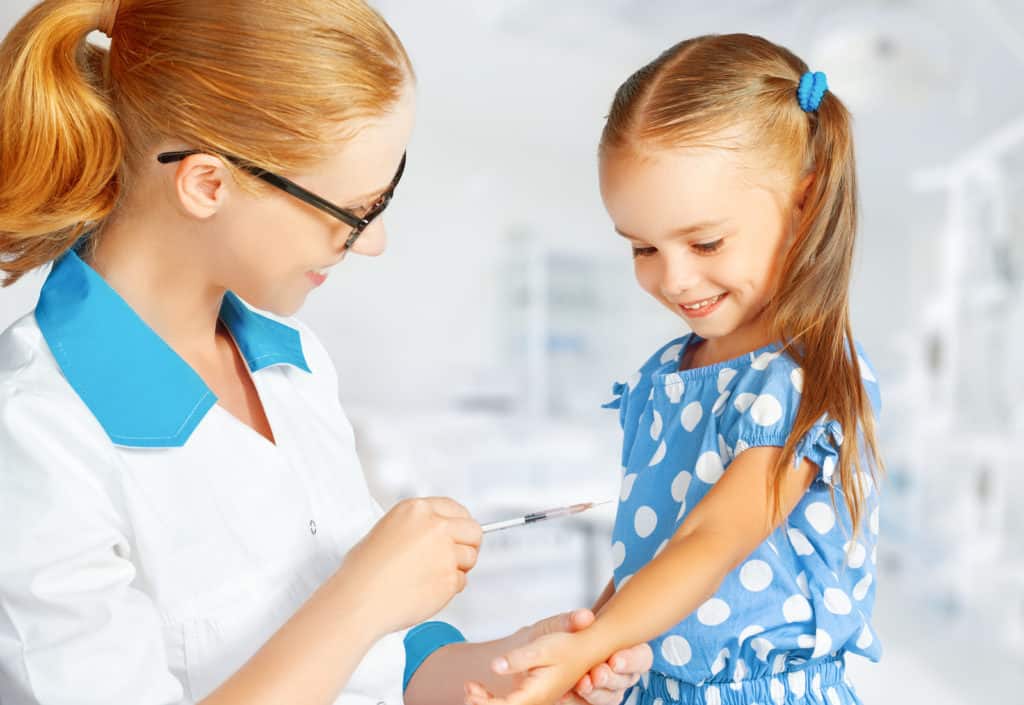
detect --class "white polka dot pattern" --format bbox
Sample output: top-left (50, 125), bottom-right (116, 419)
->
top-left (606, 334), bottom-right (883, 684)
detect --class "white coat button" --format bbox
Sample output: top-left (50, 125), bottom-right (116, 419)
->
top-left (309, 519), bottom-right (317, 535)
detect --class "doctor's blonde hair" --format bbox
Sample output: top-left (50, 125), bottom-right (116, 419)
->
top-left (600, 33), bottom-right (883, 539)
top-left (0, 0), bottom-right (412, 286)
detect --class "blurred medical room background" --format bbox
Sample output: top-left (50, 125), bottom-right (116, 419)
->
top-left (2, 1), bottom-right (1022, 702)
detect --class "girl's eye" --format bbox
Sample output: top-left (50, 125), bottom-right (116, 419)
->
top-left (631, 246), bottom-right (657, 258)
top-left (693, 239), bottom-right (723, 254)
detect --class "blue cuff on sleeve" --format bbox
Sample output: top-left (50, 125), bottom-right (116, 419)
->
top-left (402, 621), bottom-right (467, 693)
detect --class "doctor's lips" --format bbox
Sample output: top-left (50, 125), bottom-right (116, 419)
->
top-left (307, 260), bottom-right (342, 287)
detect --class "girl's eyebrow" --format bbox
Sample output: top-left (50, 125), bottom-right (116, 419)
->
top-left (671, 219), bottom-right (727, 237)
top-left (615, 219), bottom-right (728, 240)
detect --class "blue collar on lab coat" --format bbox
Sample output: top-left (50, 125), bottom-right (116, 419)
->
top-left (35, 247), bottom-right (310, 448)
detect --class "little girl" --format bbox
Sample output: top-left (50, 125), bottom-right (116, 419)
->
top-left (465, 33), bottom-right (883, 705)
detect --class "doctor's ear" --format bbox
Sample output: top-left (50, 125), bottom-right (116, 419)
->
top-left (171, 153), bottom-right (233, 220)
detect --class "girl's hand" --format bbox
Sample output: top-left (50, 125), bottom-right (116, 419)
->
top-left (464, 631), bottom-right (606, 705)
top-left (337, 497), bottom-right (482, 637)
top-left (521, 609), bottom-right (649, 704)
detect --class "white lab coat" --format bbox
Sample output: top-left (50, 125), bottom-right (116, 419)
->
top-left (0, 250), bottom-right (406, 705)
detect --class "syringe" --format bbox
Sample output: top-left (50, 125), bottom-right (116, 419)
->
top-left (481, 499), bottom-right (615, 534)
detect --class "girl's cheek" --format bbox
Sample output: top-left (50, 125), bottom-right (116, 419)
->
top-left (634, 261), bottom-right (661, 296)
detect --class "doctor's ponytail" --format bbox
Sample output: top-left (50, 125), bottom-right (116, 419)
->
top-left (0, 0), bottom-right (412, 287)
top-left (0, 0), bottom-right (123, 286)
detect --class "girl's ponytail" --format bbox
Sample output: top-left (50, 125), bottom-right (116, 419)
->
top-left (772, 85), bottom-right (881, 540)
top-left (0, 0), bottom-right (123, 286)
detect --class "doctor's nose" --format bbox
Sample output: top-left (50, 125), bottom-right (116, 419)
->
top-left (339, 219), bottom-right (388, 258)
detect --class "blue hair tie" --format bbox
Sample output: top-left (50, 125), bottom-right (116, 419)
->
top-left (797, 71), bottom-right (828, 112)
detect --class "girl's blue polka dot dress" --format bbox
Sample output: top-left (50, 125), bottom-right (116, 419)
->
top-left (604, 334), bottom-right (882, 705)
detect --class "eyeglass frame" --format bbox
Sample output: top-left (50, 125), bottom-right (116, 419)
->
top-left (156, 149), bottom-right (407, 251)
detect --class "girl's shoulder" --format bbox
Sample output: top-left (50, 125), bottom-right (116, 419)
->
top-left (724, 338), bottom-right (881, 417)
top-left (605, 333), bottom-right (881, 416)
top-left (603, 334), bottom-right (694, 410)
top-left (717, 339), bottom-right (881, 481)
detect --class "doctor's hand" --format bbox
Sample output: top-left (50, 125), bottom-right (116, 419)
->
top-left (467, 609), bottom-right (650, 705)
top-left (337, 497), bottom-right (482, 638)
top-left (464, 630), bottom-right (607, 705)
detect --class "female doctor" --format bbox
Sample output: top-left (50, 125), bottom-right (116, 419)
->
top-left (0, 1), bottom-right (652, 704)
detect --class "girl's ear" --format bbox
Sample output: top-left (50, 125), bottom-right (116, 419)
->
top-left (783, 172), bottom-right (816, 251)
top-left (794, 172), bottom-right (815, 214)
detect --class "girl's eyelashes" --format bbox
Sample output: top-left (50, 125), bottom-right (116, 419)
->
top-left (693, 238), bottom-right (723, 254)
top-left (630, 239), bottom-right (723, 258)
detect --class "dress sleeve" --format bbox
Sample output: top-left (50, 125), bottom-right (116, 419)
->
top-left (0, 383), bottom-right (188, 705)
top-left (601, 378), bottom-right (631, 419)
top-left (728, 352), bottom-right (881, 487)
top-left (602, 337), bottom-right (689, 467)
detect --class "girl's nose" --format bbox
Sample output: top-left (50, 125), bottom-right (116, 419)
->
top-left (660, 254), bottom-right (700, 299)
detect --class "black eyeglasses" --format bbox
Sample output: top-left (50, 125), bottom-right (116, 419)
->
top-left (157, 149), bottom-right (406, 251)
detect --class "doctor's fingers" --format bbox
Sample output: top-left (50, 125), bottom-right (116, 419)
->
top-left (609, 641), bottom-right (651, 679)
top-left (581, 662), bottom-right (640, 695)
top-left (444, 516), bottom-right (484, 548)
top-left (454, 543), bottom-right (479, 572)
top-left (569, 682), bottom-right (625, 705)
top-left (422, 496), bottom-right (474, 520)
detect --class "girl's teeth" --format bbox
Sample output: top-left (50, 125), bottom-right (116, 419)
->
top-left (683, 294), bottom-right (723, 310)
